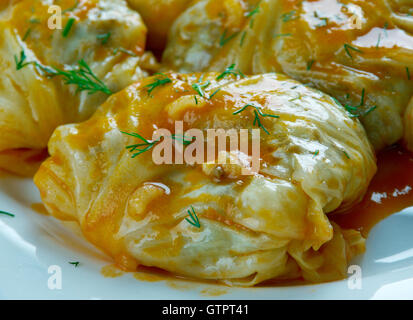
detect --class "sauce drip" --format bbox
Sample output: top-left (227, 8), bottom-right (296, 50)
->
top-left (331, 145), bottom-right (413, 237)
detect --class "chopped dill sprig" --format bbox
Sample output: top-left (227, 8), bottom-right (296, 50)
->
top-left (69, 261), bottom-right (80, 267)
top-left (216, 64), bottom-right (245, 80)
top-left (122, 132), bottom-right (160, 157)
top-left (407, 67), bottom-right (411, 80)
top-left (48, 60), bottom-right (112, 95)
top-left (14, 50), bottom-right (31, 70)
top-left (240, 31), bottom-right (247, 47)
top-left (192, 78), bottom-right (211, 98)
top-left (145, 73), bottom-right (172, 96)
top-left (29, 18), bottom-right (40, 24)
top-left (0, 211), bottom-right (15, 217)
top-left (246, 1), bottom-right (261, 28)
top-left (62, 17), bottom-right (75, 37)
top-left (209, 88), bottom-right (221, 100)
top-left (316, 17), bottom-right (328, 28)
top-left (185, 206), bottom-right (201, 228)
top-left (62, 0), bottom-right (79, 14)
top-left (113, 47), bottom-right (137, 57)
top-left (343, 89), bottom-right (376, 118)
top-left (23, 28), bottom-right (32, 41)
top-left (246, 2), bottom-right (261, 18)
top-left (233, 104), bottom-right (280, 135)
top-left (219, 29), bottom-right (239, 46)
top-left (274, 33), bottom-right (292, 38)
top-left (343, 150), bottom-right (351, 159)
top-left (307, 59), bottom-right (315, 70)
top-left (281, 10), bottom-right (297, 22)
top-left (344, 43), bottom-right (363, 59)
top-left (313, 150), bottom-right (319, 158)
top-left (121, 131), bottom-right (194, 158)
top-left (344, 43), bottom-right (363, 58)
top-left (376, 33), bottom-right (382, 49)
top-left (15, 51), bottom-right (111, 95)
top-left (97, 32), bottom-right (111, 45)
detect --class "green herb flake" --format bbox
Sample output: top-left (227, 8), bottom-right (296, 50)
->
top-left (62, 17), bottom-right (76, 37)
top-left (407, 67), bottom-right (411, 80)
top-left (233, 104), bottom-right (280, 135)
top-left (69, 262), bottom-right (80, 267)
top-left (0, 211), bottom-right (15, 217)
top-left (145, 73), bottom-right (172, 96)
top-left (97, 32), bottom-right (111, 45)
top-left (122, 131), bottom-right (193, 158)
top-left (343, 89), bottom-right (376, 118)
top-left (113, 47), bottom-right (137, 57)
top-left (192, 79), bottom-right (211, 98)
top-left (344, 43), bottom-right (363, 59)
top-left (219, 29), bottom-right (239, 46)
top-left (23, 28), bottom-right (32, 41)
top-left (307, 59), bottom-right (315, 70)
top-left (281, 10), bottom-right (297, 23)
top-left (274, 33), bottom-right (292, 38)
top-left (14, 50), bottom-right (31, 70)
top-left (216, 64), bottom-right (245, 80)
top-left (62, 0), bottom-right (79, 14)
top-left (185, 206), bottom-right (201, 228)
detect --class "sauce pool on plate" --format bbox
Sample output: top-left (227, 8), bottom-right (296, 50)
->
top-left (332, 144), bottom-right (413, 237)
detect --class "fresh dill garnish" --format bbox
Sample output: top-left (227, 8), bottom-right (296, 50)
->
top-left (343, 89), bottom-right (376, 118)
top-left (62, 17), bottom-right (75, 37)
top-left (69, 261), bottom-right (80, 267)
top-left (216, 64), bottom-right (245, 80)
top-left (185, 206), bottom-right (201, 228)
top-left (240, 31), bottom-right (247, 47)
top-left (246, 2), bottom-right (261, 18)
top-left (246, 1), bottom-right (261, 28)
top-left (14, 50), bottom-right (31, 70)
top-left (0, 211), bottom-right (15, 217)
top-left (62, 0), bottom-right (79, 14)
top-left (343, 151), bottom-right (351, 159)
top-left (122, 132), bottom-right (160, 157)
top-left (29, 18), bottom-right (40, 24)
top-left (219, 29), bottom-right (239, 46)
top-left (23, 28), bottom-right (32, 41)
top-left (113, 47), bottom-right (137, 57)
top-left (194, 95), bottom-right (198, 104)
top-left (97, 32), bottom-right (111, 45)
top-left (47, 60), bottom-right (112, 95)
top-left (313, 150), bottom-right (319, 158)
top-left (307, 59), bottom-right (315, 70)
top-left (316, 17), bottom-right (328, 28)
top-left (121, 131), bottom-right (194, 158)
top-left (209, 88), bottom-right (221, 99)
top-left (145, 73), bottom-right (172, 96)
top-left (15, 52), bottom-right (111, 95)
top-left (344, 43), bottom-right (363, 59)
top-left (233, 104), bottom-right (280, 135)
top-left (281, 10), bottom-right (297, 22)
top-left (192, 78), bottom-right (211, 98)
top-left (274, 33), bottom-right (292, 38)
top-left (376, 33), bottom-right (382, 48)
top-left (407, 67), bottom-right (411, 80)
top-left (383, 22), bottom-right (389, 36)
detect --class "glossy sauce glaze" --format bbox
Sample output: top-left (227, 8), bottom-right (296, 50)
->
top-left (331, 144), bottom-right (413, 237)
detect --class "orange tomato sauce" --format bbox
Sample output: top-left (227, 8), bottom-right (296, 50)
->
top-left (331, 144), bottom-right (413, 237)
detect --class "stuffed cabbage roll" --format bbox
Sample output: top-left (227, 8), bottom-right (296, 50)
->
top-left (34, 72), bottom-right (376, 285)
top-left (163, 0), bottom-right (413, 150)
top-left (0, 0), bottom-right (158, 175)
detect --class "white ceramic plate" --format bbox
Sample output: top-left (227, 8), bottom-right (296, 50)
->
top-left (1, 172), bottom-right (413, 300)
